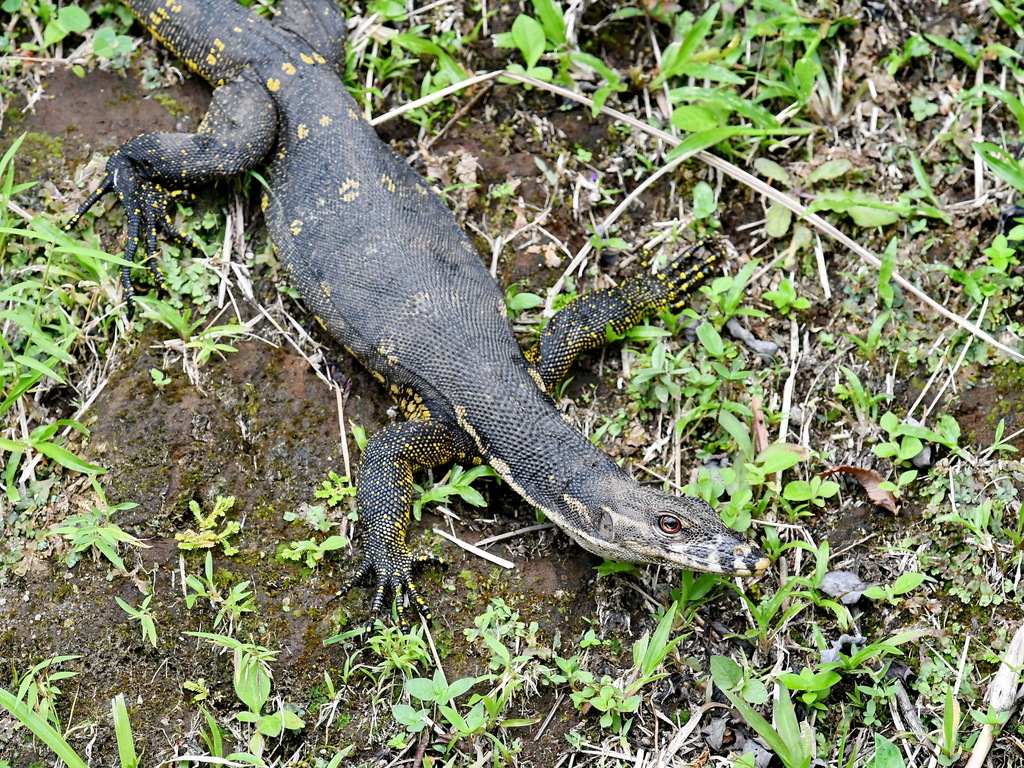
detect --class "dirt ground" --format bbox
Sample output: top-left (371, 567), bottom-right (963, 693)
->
top-left (4, 0), bottom-right (1024, 765)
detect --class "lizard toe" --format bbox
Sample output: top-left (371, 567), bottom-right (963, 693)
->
top-left (662, 238), bottom-right (723, 306)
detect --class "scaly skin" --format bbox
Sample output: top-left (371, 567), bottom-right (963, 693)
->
top-left (65, 0), bottom-right (769, 629)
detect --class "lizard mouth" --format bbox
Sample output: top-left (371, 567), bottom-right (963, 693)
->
top-left (659, 537), bottom-right (770, 577)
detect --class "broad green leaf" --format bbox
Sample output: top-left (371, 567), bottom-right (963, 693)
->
top-left (511, 15), bottom-right (546, 69)
top-left (807, 158), bottom-right (852, 183)
top-left (57, 6), bottom-right (91, 32)
top-left (405, 677), bottom-right (436, 702)
top-left (753, 158), bottom-right (792, 185)
top-left (848, 206), bottom-right (900, 227)
top-left (765, 200), bottom-right (792, 238)
top-left (870, 735), bottom-right (906, 768)
top-left (709, 655), bottom-right (743, 689)
top-left (531, 0), bottom-right (566, 45)
top-left (696, 321), bottom-right (725, 357)
top-left (670, 105), bottom-right (718, 132)
top-left (31, 440), bottom-right (105, 474)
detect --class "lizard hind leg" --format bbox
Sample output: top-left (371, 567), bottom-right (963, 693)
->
top-left (526, 238), bottom-right (724, 392)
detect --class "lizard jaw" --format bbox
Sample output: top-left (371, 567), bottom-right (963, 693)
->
top-left (657, 535), bottom-right (771, 576)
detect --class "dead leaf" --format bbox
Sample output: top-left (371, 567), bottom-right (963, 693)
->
top-left (751, 396), bottom-right (770, 456)
top-left (819, 465), bottom-right (899, 514)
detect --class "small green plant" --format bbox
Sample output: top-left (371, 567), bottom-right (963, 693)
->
top-left (396, 668), bottom-right (484, 748)
top-left (781, 475), bottom-right (840, 519)
top-left (7, 655), bottom-right (81, 734)
top-left (314, 471), bottom-right (358, 508)
top-left (0, 686), bottom-right (143, 768)
top-left (175, 495), bottom-right (241, 555)
top-left (559, 603), bottom-right (688, 733)
top-left (833, 366), bottom-right (891, 424)
top-left (937, 233), bottom-right (1022, 304)
top-left (702, 259), bottom-right (765, 325)
top-left (188, 632), bottom-right (304, 757)
top-left (842, 309), bottom-right (893, 358)
top-left (49, 499), bottom-right (146, 572)
top-left (712, 656), bottom-right (814, 768)
top-left (733, 580), bottom-right (809, 650)
top-left (778, 667), bottom-right (842, 711)
top-left (115, 594), bottom-right (158, 647)
top-left (284, 502), bottom-right (332, 532)
top-left (148, 367), bottom-right (171, 389)
top-left (862, 572), bottom-right (927, 605)
top-left (135, 296), bottom-right (248, 366)
top-left (494, 0), bottom-right (569, 84)
top-left (763, 277), bottom-right (811, 314)
top-left (874, 411), bottom-right (962, 465)
top-left (412, 464), bottom-right (496, 520)
top-left (184, 552), bottom-right (256, 634)
top-left (276, 534), bottom-right (348, 568)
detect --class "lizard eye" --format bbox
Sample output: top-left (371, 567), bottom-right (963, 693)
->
top-left (658, 514), bottom-right (682, 535)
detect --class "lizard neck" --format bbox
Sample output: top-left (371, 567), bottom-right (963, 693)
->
top-left (459, 393), bottom-right (622, 536)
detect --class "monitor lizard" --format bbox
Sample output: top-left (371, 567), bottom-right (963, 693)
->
top-left (65, 0), bottom-right (769, 628)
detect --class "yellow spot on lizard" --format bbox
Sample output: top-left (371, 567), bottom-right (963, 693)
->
top-left (290, 219), bottom-right (303, 235)
top-left (266, 78), bottom-right (280, 91)
top-left (338, 179), bottom-right (361, 202)
top-left (297, 124), bottom-right (309, 139)
top-left (206, 53), bottom-right (217, 66)
top-left (319, 114), bottom-right (331, 126)
top-left (381, 173), bottom-right (396, 193)
top-left (300, 53), bottom-right (314, 65)
top-left (347, 107), bottom-right (360, 121)
top-left (314, 53), bottom-right (326, 63)
top-left (320, 280), bottom-right (331, 297)
top-left (213, 38), bottom-right (225, 51)
top-left (281, 62), bottom-right (296, 75)
top-left (260, 194), bottom-right (269, 212)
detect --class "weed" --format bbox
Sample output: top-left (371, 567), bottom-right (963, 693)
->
top-left (0, 685), bottom-right (145, 768)
top-left (712, 656), bottom-right (814, 768)
top-left (175, 495), bottom-right (241, 555)
top-left (48, 491), bottom-right (145, 572)
top-left (412, 463), bottom-right (497, 520)
top-left (187, 631), bottom-right (304, 757)
top-left (184, 551), bottom-right (256, 635)
top-left (135, 296), bottom-right (248, 366)
top-left (115, 593), bottom-right (158, 647)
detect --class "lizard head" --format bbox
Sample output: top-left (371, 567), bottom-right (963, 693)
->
top-left (568, 479), bottom-right (769, 576)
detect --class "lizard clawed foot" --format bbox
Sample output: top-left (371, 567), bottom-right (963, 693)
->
top-left (659, 238), bottom-right (726, 310)
top-left (330, 551), bottom-right (446, 634)
top-left (64, 150), bottom-right (199, 315)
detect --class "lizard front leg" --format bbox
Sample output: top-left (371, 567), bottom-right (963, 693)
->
top-left (64, 78), bottom-right (277, 311)
top-left (525, 239), bottom-right (724, 392)
top-left (334, 419), bottom-right (462, 630)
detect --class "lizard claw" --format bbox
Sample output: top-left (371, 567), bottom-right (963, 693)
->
top-left (330, 550), bottom-right (445, 633)
top-left (64, 149), bottom-right (200, 314)
top-left (661, 238), bottom-right (725, 310)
